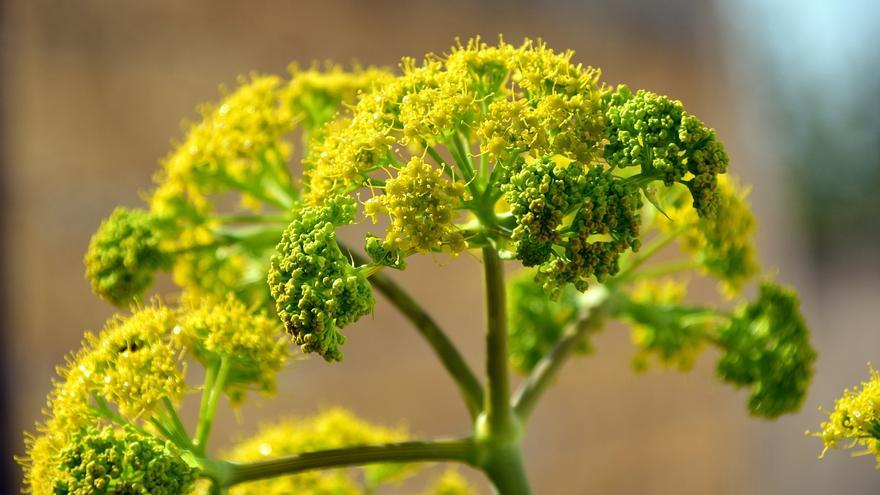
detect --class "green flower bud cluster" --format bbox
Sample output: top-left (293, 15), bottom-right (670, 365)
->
top-left (85, 208), bottom-right (170, 306)
top-left (53, 425), bottom-right (197, 495)
top-left (502, 156), bottom-right (642, 294)
top-left (813, 365), bottom-right (880, 465)
top-left (604, 85), bottom-right (728, 216)
top-left (716, 282), bottom-right (816, 418)
top-left (364, 156), bottom-right (469, 255)
top-left (502, 155), bottom-right (587, 267)
top-left (268, 195), bottom-right (374, 361)
top-left (507, 269), bottom-right (586, 372)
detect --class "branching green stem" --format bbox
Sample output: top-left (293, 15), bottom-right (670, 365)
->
top-left (199, 438), bottom-right (477, 487)
top-left (513, 288), bottom-right (610, 420)
top-left (194, 356), bottom-right (230, 454)
top-left (368, 270), bottom-right (485, 418)
top-left (629, 259), bottom-right (702, 280)
top-left (343, 245), bottom-right (483, 417)
top-left (612, 225), bottom-right (689, 284)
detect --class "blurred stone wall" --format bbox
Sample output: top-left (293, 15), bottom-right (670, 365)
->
top-left (3, 1), bottom-right (878, 493)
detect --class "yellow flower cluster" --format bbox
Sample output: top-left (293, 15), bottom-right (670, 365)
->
top-left (304, 37), bottom-right (604, 200)
top-left (364, 156), bottom-right (469, 255)
top-left (21, 298), bottom-right (293, 494)
top-left (145, 67), bottom-right (387, 310)
top-left (73, 305), bottom-right (188, 418)
top-left (151, 74), bottom-right (294, 219)
top-left (660, 176), bottom-right (758, 295)
top-left (177, 295), bottom-right (289, 405)
top-left (284, 63), bottom-right (392, 132)
top-left (814, 366), bottom-right (880, 464)
top-left (21, 305), bottom-right (187, 495)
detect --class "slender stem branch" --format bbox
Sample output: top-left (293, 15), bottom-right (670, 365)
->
top-left (208, 438), bottom-right (477, 487)
top-left (162, 397), bottom-right (194, 450)
top-left (343, 242), bottom-right (483, 417)
top-left (212, 213), bottom-right (291, 224)
top-left (612, 226), bottom-right (688, 283)
top-left (425, 145), bottom-right (456, 180)
top-left (513, 289), bottom-right (609, 420)
top-left (629, 259), bottom-right (702, 281)
top-left (194, 356), bottom-right (230, 453)
top-left (482, 247), bottom-right (514, 436)
top-left (369, 270), bottom-right (485, 418)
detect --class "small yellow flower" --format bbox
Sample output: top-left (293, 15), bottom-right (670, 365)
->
top-left (813, 365), bottom-right (880, 465)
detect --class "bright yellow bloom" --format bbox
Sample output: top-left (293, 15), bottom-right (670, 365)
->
top-left (364, 156), bottom-right (469, 254)
top-left (814, 365), bottom-right (880, 465)
top-left (177, 295), bottom-right (289, 405)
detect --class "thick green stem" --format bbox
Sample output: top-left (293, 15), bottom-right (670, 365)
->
top-left (482, 247), bottom-right (514, 437)
top-left (483, 446), bottom-right (532, 495)
top-left (513, 288), bottom-right (609, 420)
top-left (202, 439), bottom-right (476, 487)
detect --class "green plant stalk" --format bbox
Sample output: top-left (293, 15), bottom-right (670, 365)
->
top-left (346, 247), bottom-right (484, 418)
top-left (482, 444), bottom-right (531, 495)
top-left (368, 270), bottom-right (485, 418)
top-left (513, 289), bottom-right (609, 420)
top-left (194, 356), bottom-right (230, 453)
top-left (198, 438), bottom-right (477, 487)
top-left (480, 245), bottom-right (533, 493)
top-left (613, 225), bottom-right (688, 283)
top-left (482, 247), bottom-right (515, 437)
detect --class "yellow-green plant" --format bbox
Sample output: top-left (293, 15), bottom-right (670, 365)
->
top-left (21, 38), bottom-right (816, 495)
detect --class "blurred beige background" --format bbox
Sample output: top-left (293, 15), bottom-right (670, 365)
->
top-left (3, 1), bottom-right (879, 493)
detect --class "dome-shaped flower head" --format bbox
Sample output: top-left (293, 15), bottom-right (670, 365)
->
top-left (76, 304), bottom-right (189, 419)
top-left (364, 156), bottom-right (469, 255)
top-left (305, 38), bottom-right (605, 206)
top-left (51, 425), bottom-right (197, 495)
top-left (85, 208), bottom-right (170, 306)
top-left (716, 281), bottom-right (816, 418)
top-left (267, 195), bottom-right (374, 361)
top-left (21, 304), bottom-right (187, 495)
top-left (176, 295), bottom-right (289, 405)
top-left (813, 365), bottom-right (880, 464)
top-left (604, 85), bottom-right (728, 216)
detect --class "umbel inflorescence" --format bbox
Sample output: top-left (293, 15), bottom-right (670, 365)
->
top-left (23, 38), bottom-right (818, 495)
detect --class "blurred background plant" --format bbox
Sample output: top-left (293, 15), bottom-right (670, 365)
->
top-left (1, 0), bottom-right (878, 493)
